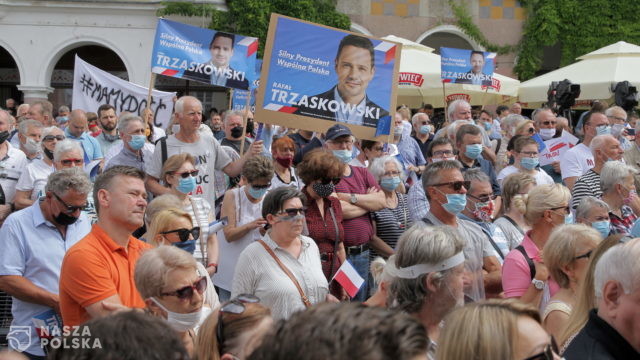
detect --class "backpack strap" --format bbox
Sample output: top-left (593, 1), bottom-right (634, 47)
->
top-left (159, 136), bottom-right (168, 166)
top-left (515, 245), bottom-right (536, 280)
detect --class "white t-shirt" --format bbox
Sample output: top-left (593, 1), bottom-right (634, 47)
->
top-left (15, 159), bottom-right (55, 200)
top-left (147, 133), bottom-right (232, 208)
top-left (0, 143), bottom-right (28, 203)
top-left (560, 143), bottom-right (594, 181)
top-left (497, 165), bottom-right (555, 188)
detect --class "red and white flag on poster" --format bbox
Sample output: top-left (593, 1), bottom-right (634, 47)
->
top-left (332, 260), bottom-right (365, 298)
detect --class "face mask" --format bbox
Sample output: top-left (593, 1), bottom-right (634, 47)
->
top-left (246, 121), bottom-right (254, 135)
top-left (43, 147), bottom-right (54, 160)
top-left (472, 200), bottom-right (494, 222)
top-left (54, 211), bottom-right (79, 226)
top-left (312, 182), bottom-right (334, 198)
top-left (172, 124), bottom-right (180, 134)
top-left (333, 149), bottom-right (352, 163)
top-left (394, 126), bottom-right (403, 136)
top-left (0, 131), bottom-right (9, 144)
top-left (57, 116), bottom-right (69, 124)
top-left (520, 157), bottom-right (539, 170)
top-left (464, 144), bottom-right (483, 160)
top-left (128, 135), bottom-right (146, 151)
top-left (102, 132), bottom-right (120, 142)
top-left (483, 122), bottom-right (492, 131)
top-left (419, 125), bottom-right (431, 135)
top-left (592, 220), bottom-right (610, 238)
top-left (564, 213), bottom-right (573, 224)
top-left (275, 156), bottom-right (293, 168)
top-left (172, 239), bottom-right (196, 254)
top-left (380, 176), bottom-right (401, 192)
top-left (151, 298), bottom-right (203, 332)
top-left (176, 176), bottom-right (196, 194)
top-left (23, 138), bottom-right (41, 155)
top-left (596, 125), bottom-right (611, 136)
top-left (611, 123), bottom-right (626, 137)
top-left (231, 126), bottom-right (244, 138)
top-left (248, 185), bottom-right (269, 199)
top-left (435, 188), bottom-right (466, 215)
top-left (539, 128), bottom-right (555, 140)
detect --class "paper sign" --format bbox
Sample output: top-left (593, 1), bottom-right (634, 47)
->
top-left (539, 130), bottom-right (579, 166)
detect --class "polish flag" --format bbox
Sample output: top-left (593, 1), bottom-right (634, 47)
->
top-left (332, 260), bottom-right (364, 298)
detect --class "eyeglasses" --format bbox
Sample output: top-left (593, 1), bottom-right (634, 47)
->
top-left (216, 294), bottom-right (260, 351)
top-left (468, 193), bottom-right (497, 203)
top-left (320, 177), bottom-right (342, 185)
top-left (519, 151), bottom-right (539, 157)
top-left (432, 150), bottom-right (454, 157)
top-left (550, 206), bottom-right (570, 215)
top-left (371, 146), bottom-right (384, 152)
top-left (160, 276), bottom-right (207, 300)
top-left (431, 181), bottom-right (470, 191)
top-left (251, 182), bottom-right (272, 190)
top-left (574, 249), bottom-right (593, 260)
top-left (383, 171), bottom-right (402, 177)
top-left (174, 170), bottom-right (199, 179)
top-left (609, 116), bottom-right (626, 122)
top-left (527, 128), bottom-right (536, 134)
top-left (541, 121), bottom-right (557, 126)
top-left (522, 336), bottom-right (560, 360)
top-left (43, 135), bottom-right (65, 142)
top-left (53, 193), bottom-right (88, 213)
top-left (160, 227), bottom-right (200, 242)
top-left (277, 208), bottom-right (306, 217)
top-left (60, 158), bottom-right (83, 166)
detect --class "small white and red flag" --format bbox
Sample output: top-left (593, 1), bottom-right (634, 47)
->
top-left (332, 260), bottom-right (365, 298)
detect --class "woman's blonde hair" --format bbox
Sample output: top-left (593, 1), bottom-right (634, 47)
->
top-left (437, 299), bottom-right (540, 360)
top-left (513, 183), bottom-right (571, 226)
top-left (500, 172), bottom-right (536, 215)
top-left (515, 119), bottom-right (535, 135)
top-left (161, 153), bottom-right (196, 184)
top-left (144, 194), bottom-right (182, 226)
top-left (134, 246), bottom-right (198, 299)
top-left (146, 207), bottom-right (193, 247)
top-left (544, 224), bottom-right (603, 289)
top-left (194, 303), bottom-right (271, 360)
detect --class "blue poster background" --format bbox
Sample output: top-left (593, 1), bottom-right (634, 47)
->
top-left (232, 59), bottom-right (262, 111)
top-left (151, 19), bottom-right (258, 90)
top-left (440, 47), bottom-right (495, 85)
top-left (262, 17), bottom-right (396, 128)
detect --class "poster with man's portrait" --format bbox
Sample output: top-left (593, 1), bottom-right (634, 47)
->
top-left (440, 47), bottom-right (496, 87)
top-left (151, 19), bottom-right (258, 91)
top-left (256, 14), bottom-right (401, 141)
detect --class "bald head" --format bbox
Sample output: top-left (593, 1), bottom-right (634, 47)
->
top-left (68, 109), bottom-right (88, 138)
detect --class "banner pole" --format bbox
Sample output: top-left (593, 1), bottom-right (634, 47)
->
top-left (238, 90), bottom-right (252, 156)
top-left (442, 81), bottom-right (447, 123)
top-left (228, 89), bottom-right (234, 110)
top-left (145, 72), bottom-right (156, 114)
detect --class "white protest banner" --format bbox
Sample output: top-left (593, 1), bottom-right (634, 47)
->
top-left (72, 55), bottom-right (176, 130)
top-left (539, 130), bottom-right (579, 166)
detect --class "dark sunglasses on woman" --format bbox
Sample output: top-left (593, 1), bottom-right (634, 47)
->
top-left (175, 170), bottom-right (199, 179)
top-left (160, 276), bottom-right (207, 300)
top-left (522, 337), bottom-right (560, 360)
top-left (160, 227), bottom-right (200, 242)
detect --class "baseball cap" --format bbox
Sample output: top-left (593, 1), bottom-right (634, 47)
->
top-left (325, 124), bottom-right (352, 141)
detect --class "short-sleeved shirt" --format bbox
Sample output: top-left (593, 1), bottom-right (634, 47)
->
top-left (334, 166), bottom-right (380, 247)
top-left (64, 129), bottom-right (103, 161)
top-left (461, 157), bottom-right (501, 196)
top-left (609, 205), bottom-right (637, 235)
top-left (59, 224), bottom-right (152, 326)
top-left (560, 143), bottom-right (594, 181)
top-left (372, 192), bottom-right (412, 258)
top-left (412, 134), bottom-right (433, 160)
top-left (0, 202), bottom-right (91, 355)
top-left (497, 165), bottom-right (555, 189)
top-left (493, 216), bottom-right (525, 251)
top-left (407, 182), bottom-right (430, 221)
top-left (15, 158), bottom-right (54, 201)
top-left (146, 133), bottom-right (232, 208)
top-left (95, 133), bottom-right (123, 159)
top-left (570, 169), bottom-right (602, 209)
top-left (0, 143), bottom-right (28, 203)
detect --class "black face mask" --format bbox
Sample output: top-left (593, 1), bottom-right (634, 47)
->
top-left (246, 121), bottom-right (254, 135)
top-left (231, 126), bottom-right (244, 138)
top-left (0, 131), bottom-right (9, 144)
top-left (312, 182), bottom-right (334, 198)
top-left (43, 147), bottom-right (54, 160)
top-left (54, 211), bottom-right (79, 226)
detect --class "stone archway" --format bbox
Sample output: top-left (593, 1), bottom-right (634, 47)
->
top-left (0, 45), bottom-right (23, 105)
top-left (416, 25), bottom-right (483, 55)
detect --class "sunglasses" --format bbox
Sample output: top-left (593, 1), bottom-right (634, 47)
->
top-left (160, 276), bottom-right (207, 300)
top-left (468, 193), bottom-right (497, 203)
top-left (160, 227), bottom-right (200, 242)
top-left (550, 206), bottom-right (571, 215)
top-left (277, 207), bottom-right (306, 217)
top-left (321, 177), bottom-right (342, 185)
top-left (60, 158), bottom-right (83, 166)
top-left (541, 121), bottom-right (556, 126)
top-left (522, 337), bottom-right (560, 360)
top-left (527, 128), bottom-right (536, 134)
top-left (54, 193), bottom-right (88, 213)
top-left (43, 135), bottom-right (65, 142)
top-left (574, 249), bottom-right (593, 260)
top-left (431, 181), bottom-right (471, 191)
top-left (216, 294), bottom-right (260, 351)
top-left (175, 170), bottom-right (199, 179)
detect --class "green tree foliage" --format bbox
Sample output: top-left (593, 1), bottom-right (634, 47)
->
top-left (159, 0), bottom-right (351, 58)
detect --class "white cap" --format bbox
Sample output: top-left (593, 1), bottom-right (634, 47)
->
top-left (387, 252), bottom-right (465, 279)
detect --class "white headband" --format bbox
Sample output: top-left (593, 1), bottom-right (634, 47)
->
top-left (387, 252), bottom-right (465, 279)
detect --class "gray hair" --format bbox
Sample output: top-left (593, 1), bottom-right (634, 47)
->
top-left (600, 161), bottom-right (637, 193)
top-left (388, 223), bottom-right (466, 313)
top-left (589, 134), bottom-right (616, 154)
top-left (447, 99), bottom-right (469, 120)
top-left (502, 114), bottom-right (526, 135)
top-left (422, 160), bottom-right (463, 200)
top-left (594, 238), bottom-right (640, 300)
top-left (174, 95), bottom-right (201, 115)
top-left (446, 120), bottom-right (471, 140)
top-left (604, 105), bottom-right (627, 119)
top-left (116, 113), bottom-right (144, 134)
top-left (18, 119), bottom-right (42, 135)
top-left (411, 112), bottom-right (429, 126)
top-left (532, 108), bottom-right (553, 125)
top-left (53, 139), bottom-right (83, 162)
top-left (463, 168), bottom-right (491, 193)
top-left (575, 196), bottom-right (610, 221)
top-left (42, 126), bottom-right (63, 138)
top-left (58, 105), bottom-right (70, 113)
top-left (223, 110), bottom-right (245, 125)
top-left (134, 246), bottom-right (198, 299)
top-left (44, 167), bottom-right (92, 196)
top-left (369, 155), bottom-right (403, 182)
top-left (261, 186), bottom-right (307, 219)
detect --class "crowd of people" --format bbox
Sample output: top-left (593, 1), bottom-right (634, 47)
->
top-left (0, 96), bottom-right (639, 360)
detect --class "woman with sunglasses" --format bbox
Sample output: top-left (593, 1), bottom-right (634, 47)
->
top-left (195, 295), bottom-right (272, 360)
top-left (135, 246), bottom-right (213, 358)
top-left (541, 224), bottom-right (602, 343)
top-left (503, 184), bottom-right (571, 310)
top-left (215, 156), bottom-right (274, 302)
top-left (296, 149), bottom-right (346, 298)
top-left (498, 136), bottom-right (554, 188)
top-left (232, 187), bottom-right (330, 320)
top-left (161, 153), bottom-right (219, 275)
top-left (14, 126), bottom-right (65, 209)
top-left (437, 299), bottom-right (562, 360)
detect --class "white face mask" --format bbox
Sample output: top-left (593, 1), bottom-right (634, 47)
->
top-left (171, 124), bottom-right (180, 134)
top-left (538, 128), bottom-right (556, 140)
top-left (22, 137), bottom-right (41, 155)
top-left (151, 297), bottom-right (205, 332)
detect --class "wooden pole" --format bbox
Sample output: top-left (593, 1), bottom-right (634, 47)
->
top-left (238, 91), bottom-right (252, 156)
top-left (442, 81), bottom-right (448, 124)
top-left (145, 73), bottom-right (156, 114)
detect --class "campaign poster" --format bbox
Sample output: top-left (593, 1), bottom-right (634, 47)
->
top-left (151, 18), bottom-right (258, 91)
top-left (256, 14), bottom-right (401, 141)
top-left (231, 59), bottom-right (262, 112)
top-left (440, 47), bottom-right (495, 87)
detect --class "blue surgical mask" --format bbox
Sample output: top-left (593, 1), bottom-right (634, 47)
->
top-left (592, 220), bottom-right (610, 238)
top-left (483, 122), bottom-right (492, 131)
top-left (333, 149), bottom-right (352, 163)
top-left (434, 187), bottom-right (467, 215)
top-left (520, 157), bottom-right (539, 170)
top-left (172, 239), bottom-right (196, 254)
top-left (248, 185), bottom-right (269, 199)
top-left (464, 144), bottom-right (483, 160)
top-left (564, 213), bottom-right (574, 224)
top-left (380, 176), bottom-right (401, 191)
top-left (128, 134), bottom-right (146, 150)
top-left (596, 125), bottom-right (611, 136)
top-left (176, 176), bottom-right (196, 194)
top-left (420, 125), bottom-right (431, 135)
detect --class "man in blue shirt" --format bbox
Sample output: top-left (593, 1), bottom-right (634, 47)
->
top-left (64, 109), bottom-right (103, 163)
top-left (0, 167), bottom-right (92, 359)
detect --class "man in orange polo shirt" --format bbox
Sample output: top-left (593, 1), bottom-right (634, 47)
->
top-left (59, 165), bottom-right (151, 326)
